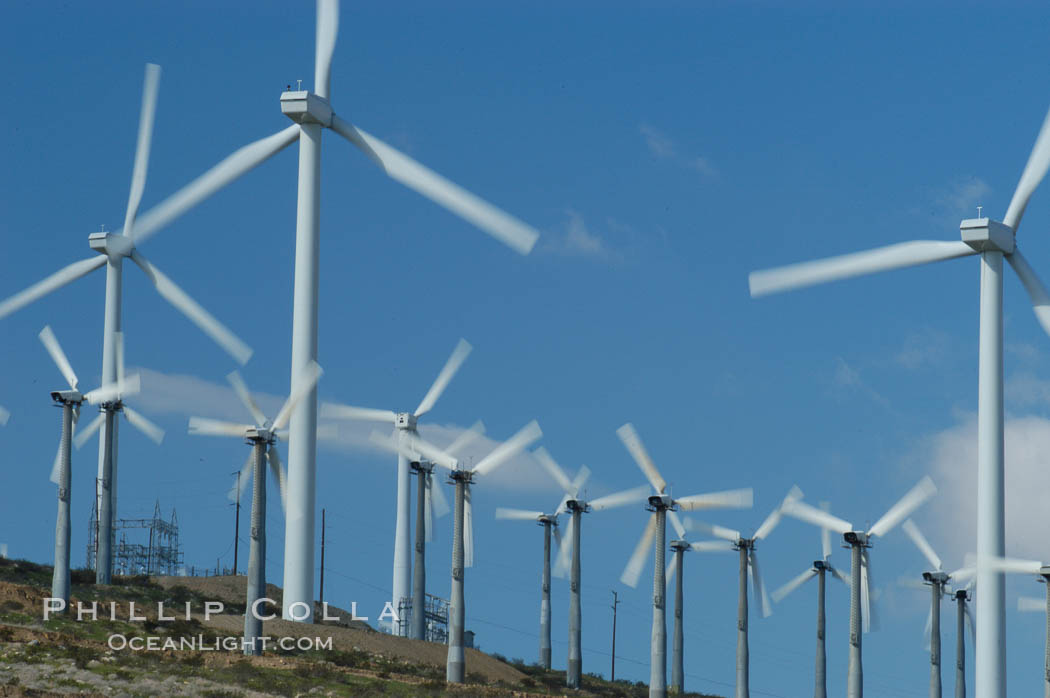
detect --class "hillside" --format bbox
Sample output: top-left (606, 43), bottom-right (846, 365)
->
top-left (0, 558), bottom-right (723, 697)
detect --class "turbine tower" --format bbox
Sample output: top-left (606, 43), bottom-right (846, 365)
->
top-left (187, 363), bottom-right (322, 652)
top-left (495, 448), bottom-right (589, 669)
top-left (39, 326), bottom-right (85, 607)
top-left (783, 476), bottom-right (937, 698)
top-left (616, 422), bottom-right (754, 698)
top-left (372, 420), bottom-right (543, 683)
top-left (0, 64), bottom-right (253, 584)
top-left (770, 501), bottom-right (850, 698)
top-left (988, 556), bottom-right (1050, 698)
top-left (954, 586), bottom-right (975, 698)
top-left (749, 101), bottom-right (1050, 698)
top-left (321, 338), bottom-right (472, 631)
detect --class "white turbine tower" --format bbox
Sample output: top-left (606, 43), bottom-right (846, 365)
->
top-left (616, 422), bottom-right (754, 698)
top-left (39, 326), bottom-right (85, 607)
top-left (770, 500), bottom-right (850, 698)
top-left (320, 337), bottom-right (472, 630)
top-left (749, 102), bottom-right (1050, 698)
top-left (496, 448), bottom-right (589, 670)
top-left (983, 555), bottom-right (1050, 698)
top-left (372, 420), bottom-right (543, 683)
top-left (0, 64), bottom-right (253, 583)
top-left (187, 362), bottom-right (322, 651)
top-left (782, 477), bottom-right (937, 698)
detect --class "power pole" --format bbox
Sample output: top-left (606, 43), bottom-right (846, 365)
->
top-left (232, 469), bottom-right (241, 575)
top-left (611, 590), bottom-right (620, 681)
top-left (319, 508), bottom-right (326, 604)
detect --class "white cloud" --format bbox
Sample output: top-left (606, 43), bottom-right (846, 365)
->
top-left (930, 177), bottom-right (991, 223)
top-left (920, 412), bottom-right (1050, 567)
top-left (639, 123), bottom-right (717, 177)
top-left (895, 327), bottom-right (951, 370)
top-left (542, 209), bottom-right (620, 262)
top-left (832, 356), bottom-right (889, 407)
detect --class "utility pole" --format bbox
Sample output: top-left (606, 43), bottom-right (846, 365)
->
top-left (232, 469), bottom-right (241, 575)
top-left (319, 508), bottom-right (326, 604)
top-left (611, 590), bottom-right (620, 681)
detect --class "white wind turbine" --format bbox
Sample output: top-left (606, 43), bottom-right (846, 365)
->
top-left (131, 0), bottom-right (542, 621)
top-left (320, 337), bottom-right (472, 630)
top-left (187, 362), bottom-right (322, 651)
top-left (684, 487), bottom-right (801, 698)
top-left (496, 447), bottom-right (590, 670)
top-left (372, 420), bottom-right (543, 683)
top-left (0, 64), bottom-right (252, 583)
top-left (73, 332), bottom-right (165, 582)
top-left (616, 422), bottom-right (754, 698)
top-left (531, 445), bottom-right (649, 689)
top-left (782, 476), bottom-right (938, 698)
top-left (749, 102), bottom-right (1050, 698)
top-left (38, 326), bottom-right (85, 607)
top-left (770, 500), bottom-right (850, 698)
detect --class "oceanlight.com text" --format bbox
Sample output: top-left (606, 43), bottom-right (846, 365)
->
top-left (107, 634), bottom-right (334, 652)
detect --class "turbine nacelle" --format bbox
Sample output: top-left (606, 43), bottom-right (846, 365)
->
top-left (734, 537), bottom-right (755, 551)
top-left (88, 231), bottom-right (135, 259)
top-left (280, 90), bottom-right (333, 127)
top-left (538, 514), bottom-right (557, 526)
top-left (648, 493), bottom-right (675, 510)
top-left (960, 218), bottom-right (1014, 254)
top-left (955, 589), bottom-right (969, 601)
top-left (844, 531), bottom-right (870, 547)
top-left (565, 498), bottom-right (589, 514)
top-left (669, 539), bottom-right (689, 553)
top-left (813, 559), bottom-right (828, 571)
top-left (50, 389), bottom-right (83, 405)
top-left (923, 570), bottom-right (950, 585)
top-left (245, 426), bottom-right (275, 444)
top-left (395, 412), bottom-right (418, 430)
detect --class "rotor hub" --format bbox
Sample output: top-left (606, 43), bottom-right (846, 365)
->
top-left (88, 232), bottom-right (135, 259)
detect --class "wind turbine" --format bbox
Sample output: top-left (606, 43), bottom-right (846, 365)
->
top-left (38, 326), bottom-right (85, 607)
top-left (73, 332), bottom-right (165, 583)
top-left (404, 421), bottom-right (482, 641)
top-left (684, 487), bottom-right (800, 698)
top-left (495, 447), bottom-right (590, 670)
top-left (616, 423), bottom-right (754, 698)
top-left (770, 500), bottom-right (850, 698)
top-left (782, 476), bottom-right (937, 698)
top-left (187, 362), bottom-right (322, 654)
top-left (749, 102), bottom-right (1050, 698)
top-left (535, 446), bottom-right (648, 688)
top-left (0, 64), bottom-right (253, 583)
top-left (372, 419), bottom-right (543, 683)
top-left (953, 582), bottom-right (976, 698)
top-left (320, 337), bottom-right (472, 631)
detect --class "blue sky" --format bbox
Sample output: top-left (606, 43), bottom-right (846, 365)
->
top-left (6, 2), bottom-right (1050, 696)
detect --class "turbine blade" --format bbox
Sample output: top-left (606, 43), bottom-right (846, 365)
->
top-left (665, 554), bottom-right (676, 589)
top-left (271, 361), bottom-right (324, 431)
top-left (620, 512), bottom-right (657, 588)
top-left (685, 519), bottom-right (741, 543)
top-left (753, 485), bottom-right (804, 541)
top-left (226, 371), bottom-right (267, 426)
top-left (39, 325), bottom-right (79, 390)
top-left (73, 412), bottom-right (105, 450)
top-left (901, 518), bottom-right (942, 572)
top-left (424, 476), bottom-right (435, 543)
top-left (553, 515), bottom-right (574, 578)
top-left (1006, 247), bottom-right (1050, 339)
top-left (667, 510), bottom-right (687, 540)
top-left (897, 575), bottom-right (929, 591)
top-left (923, 608), bottom-right (932, 652)
top-left (370, 429), bottom-right (421, 463)
top-left (1018, 596), bottom-right (1045, 612)
top-left (471, 420), bottom-right (542, 478)
top-left (464, 486), bottom-right (474, 568)
top-left (588, 484), bottom-right (650, 511)
top-left (749, 549), bottom-right (773, 618)
top-left (314, 0), bottom-right (338, 99)
top-left (495, 507), bottom-right (545, 521)
top-left (331, 116), bottom-right (540, 255)
top-left (690, 540), bottom-right (736, 553)
top-left (820, 501), bottom-right (832, 560)
top-left (131, 125), bottom-right (301, 245)
top-left (404, 432), bottom-right (459, 471)
top-left (49, 440), bottom-right (64, 485)
top-left (0, 256), bottom-right (106, 321)
top-left (228, 450), bottom-right (254, 502)
top-left (443, 419), bottom-right (486, 457)
top-left (267, 444), bottom-right (287, 512)
top-left (429, 472), bottom-right (450, 518)
top-left (868, 476), bottom-right (937, 538)
top-left (570, 465), bottom-right (591, 495)
top-left (771, 568), bottom-right (818, 603)
top-left (861, 549), bottom-right (877, 633)
top-left (130, 251), bottom-right (252, 365)
top-left (675, 488), bottom-right (753, 512)
top-left (830, 565), bottom-right (851, 586)
top-left (122, 405), bottom-right (164, 444)
top-left (123, 63), bottom-right (161, 237)
top-left (1003, 102), bottom-right (1050, 230)
top-left (986, 555), bottom-right (1043, 575)
top-left (950, 566), bottom-right (976, 587)
top-left (533, 446), bottom-right (574, 493)
top-left (748, 240), bottom-right (977, 298)
top-left (188, 416), bottom-right (249, 438)
top-left (414, 338), bottom-right (472, 417)
top-left (319, 402), bottom-right (397, 423)
top-left (782, 498), bottom-right (853, 534)
top-left (0, 406), bottom-right (8, 426)
top-left (615, 422), bottom-right (666, 494)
